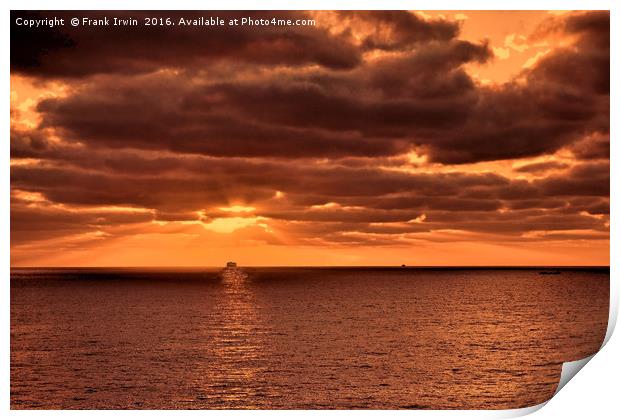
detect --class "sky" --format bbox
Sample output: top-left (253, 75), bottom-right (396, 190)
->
top-left (10, 10), bottom-right (609, 267)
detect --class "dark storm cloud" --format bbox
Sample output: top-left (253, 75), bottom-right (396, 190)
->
top-left (31, 34), bottom-right (492, 159)
top-left (10, 151), bottom-right (510, 211)
top-left (11, 11), bottom-right (364, 76)
top-left (338, 11), bottom-right (459, 51)
top-left (35, 77), bottom-right (409, 158)
top-left (505, 198), bottom-right (567, 211)
top-left (570, 134), bottom-right (609, 160)
top-left (29, 12), bottom-right (608, 164)
top-left (10, 11), bottom-right (610, 247)
top-left (10, 11), bottom-right (76, 74)
top-left (533, 10), bottom-right (609, 95)
top-left (10, 193), bottom-right (154, 245)
top-left (514, 161), bottom-right (569, 174)
top-left (10, 138), bottom-right (609, 242)
top-left (568, 197), bottom-right (609, 215)
top-left (10, 128), bottom-right (50, 157)
top-left (536, 162), bottom-right (610, 197)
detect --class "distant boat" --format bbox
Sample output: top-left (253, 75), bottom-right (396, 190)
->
top-left (226, 262), bottom-right (237, 268)
top-left (401, 264), bottom-right (407, 268)
top-left (539, 270), bottom-right (561, 275)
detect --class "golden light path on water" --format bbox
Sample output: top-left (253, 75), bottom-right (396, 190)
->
top-left (204, 267), bottom-right (266, 408)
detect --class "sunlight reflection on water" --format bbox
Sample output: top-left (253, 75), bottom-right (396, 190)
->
top-left (206, 268), bottom-right (267, 408)
top-left (10, 267), bottom-right (609, 409)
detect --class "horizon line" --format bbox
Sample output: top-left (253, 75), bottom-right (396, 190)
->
top-left (9, 264), bottom-right (611, 269)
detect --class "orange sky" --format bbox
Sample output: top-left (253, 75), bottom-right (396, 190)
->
top-left (10, 11), bottom-right (609, 266)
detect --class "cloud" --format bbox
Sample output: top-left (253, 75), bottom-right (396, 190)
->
top-left (9, 11), bottom-right (610, 254)
top-left (11, 11), bottom-right (365, 77)
top-left (336, 11), bottom-right (459, 51)
top-left (25, 12), bottom-right (608, 165)
top-left (536, 162), bottom-right (609, 197)
top-left (569, 133), bottom-right (609, 160)
top-left (9, 136), bottom-right (609, 247)
top-left (513, 161), bottom-right (569, 174)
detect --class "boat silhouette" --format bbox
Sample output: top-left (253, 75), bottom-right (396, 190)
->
top-left (539, 270), bottom-right (561, 275)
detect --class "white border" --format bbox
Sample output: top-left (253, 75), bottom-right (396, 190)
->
top-left (2, 1), bottom-right (617, 418)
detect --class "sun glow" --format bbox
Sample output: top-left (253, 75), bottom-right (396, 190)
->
top-left (203, 216), bottom-right (267, 233)
top-left (218, 205), bottom-right (256, 213)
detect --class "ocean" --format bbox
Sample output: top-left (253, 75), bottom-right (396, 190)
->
top-left (10, 267), bottom-right (609, 409)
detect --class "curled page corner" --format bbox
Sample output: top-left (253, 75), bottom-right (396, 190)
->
top-left (554, 354), bottom-right (596, 396)
top-left (492, 401), bottom-right (548, 418)
top-left (529, 290), bottom-right (616, 413)
top-left (490, 356), bottom-right (595, 419)
top-left (602, 279), bottom-right (618, 348)
top-left (493, 298), bottom-right (616, 419)
top-left (531, 274), bottom-right (619, 412)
